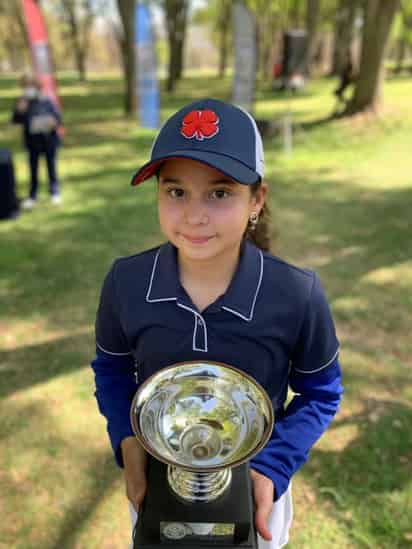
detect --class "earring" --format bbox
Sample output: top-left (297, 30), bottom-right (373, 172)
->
top-left (249, 211), bottom-right (259, 231)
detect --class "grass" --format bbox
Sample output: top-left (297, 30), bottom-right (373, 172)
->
top-left (1, 71), bottom-right (411, 548)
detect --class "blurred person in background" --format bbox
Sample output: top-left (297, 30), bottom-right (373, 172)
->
top-left (11, 74), bottom-right (63, 209)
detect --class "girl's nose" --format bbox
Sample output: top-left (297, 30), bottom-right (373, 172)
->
top-left (184, 197), bottom-right (209, 225)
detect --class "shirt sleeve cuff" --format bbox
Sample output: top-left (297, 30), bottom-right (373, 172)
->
top-left (250, 461), bottom-right (289, 501)
top-left (110, 424), bottom-right (136, 468)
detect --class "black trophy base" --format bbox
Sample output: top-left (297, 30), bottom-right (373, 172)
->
top-left (133, 457), bottom-right (257, 548)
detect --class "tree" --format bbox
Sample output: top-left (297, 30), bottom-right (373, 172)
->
top-left (216, 0), bottom-right (232, 78)
top-left (346, 0), bottom-right (400, 114)
top-left (288, 0), bottom-right (304, 27)
top-left (0, 1), bottom-right (30, 72)
top-left (332, 0), bottom-right (361, 76)
top-left (56, 0), bottom-right (106, 82)
top-left (193, 0), bottom-right (233, 78)
top-left (304, 0), bottom-right (322, 76)
top-left (246, 0), bottom-right (286, 81)
top-left (393, 0), bottom-right (412, 73)
top-left (162, 0), bottom-right (189, 92)
top-left (116, 0), bottom-right (137, 115)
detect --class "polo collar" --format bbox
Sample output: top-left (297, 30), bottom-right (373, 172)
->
top-left (146, 241), bottom-right (264, 321)
top-left (221, 241), bottom-right (264, 321)
top-left (146, 242), bottom-right (181, 303)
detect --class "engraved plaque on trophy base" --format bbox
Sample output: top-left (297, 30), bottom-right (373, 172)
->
top-left (133, 457), bottom-right (258, 549)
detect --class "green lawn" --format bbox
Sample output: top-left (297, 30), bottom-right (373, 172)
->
top-left (1, 72), bottom-right (411, 549)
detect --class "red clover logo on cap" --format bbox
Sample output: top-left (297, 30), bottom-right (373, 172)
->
top-left (180, 110), bottom-right (219, 141)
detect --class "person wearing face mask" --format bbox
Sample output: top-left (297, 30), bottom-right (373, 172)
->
top-left (11, 74), bottom-right (63, 209)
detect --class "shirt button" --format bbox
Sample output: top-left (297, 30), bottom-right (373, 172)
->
top-left (197, 317), bottom-right (203, 326)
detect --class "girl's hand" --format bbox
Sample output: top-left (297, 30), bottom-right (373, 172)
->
top-left (250, 468), bottom-right (274, 541)
top-left (121, 436), bottom-right (148, 511)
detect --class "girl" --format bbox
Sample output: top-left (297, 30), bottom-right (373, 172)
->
top-left (91, 98), bottom-right (343, 548)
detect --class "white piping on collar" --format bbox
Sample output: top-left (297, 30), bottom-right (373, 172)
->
top-left (293, 347), bottom-right (340, 374)
top-left (146, 248), bottom-right (177, 303)
top-left (222, 249), bottom-right (264, 322)
top-left (96, 341), bottom-right (132, 356)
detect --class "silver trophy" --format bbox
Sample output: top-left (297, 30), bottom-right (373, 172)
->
top-left (130, 361), bottom-right (274, 548)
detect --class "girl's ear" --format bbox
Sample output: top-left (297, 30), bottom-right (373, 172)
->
top-left (252, 182), bottom-right (268, 213)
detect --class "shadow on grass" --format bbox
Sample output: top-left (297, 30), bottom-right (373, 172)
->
top-left (270, 173), bottom-right (412, 300)
top-left (61, 127), bottom-right (155, 152)
top-left (52, 451), bottom-right (121, 549)
top-left (304, 398), bottom-right (412, 548)
top-left (0, 332), bottom-right (93, 399)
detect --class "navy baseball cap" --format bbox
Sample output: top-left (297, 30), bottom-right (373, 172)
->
top-left (131, 98), bottom-right (264, 186)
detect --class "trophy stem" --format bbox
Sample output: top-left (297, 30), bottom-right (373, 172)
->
top-left (167, 466), bottom-right (232, 503)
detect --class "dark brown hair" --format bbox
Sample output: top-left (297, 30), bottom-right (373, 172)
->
top-left (245, 181), bottom-right (273, 252)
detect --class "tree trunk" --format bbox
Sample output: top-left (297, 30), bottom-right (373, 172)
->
top-left (217, 0), bottom-right (231, 78)
top-left (346, 0), bottom-right (400, 115)
top-left (164, 0), bottom-right (188, 93)
top-left (394, 37), bottom-right (406, 73)
top-left (117, 0), bottom-right (137, 115)
top-left (15, 3), bottom-right (31, 52)
top-left (75, 46), bottom-right (87, 82)
top-left (257, 16), bottom-right (278, 81)
top-left (0, 2), bottom-right (30, 64)
top-left (61, 0), bottom-right (87, 82)
top-left (332, 0), bottom-right (359, 76)
top-left (167, 35), bottom-right (180, 92)
top-left (218, 26), bottom-right (229, 78)
top-left (305, 0), bottom-right (321, 77)
top-left (289, 0), bottom-right (303, 28)
top-left (394, 3), bottom-right (412, 74)
top-left (175, 26), bottom-right (186, 80)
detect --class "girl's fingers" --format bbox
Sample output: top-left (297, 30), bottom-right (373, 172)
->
top-left (128, 486), bottom-right (145, 511)
top-left (254, 505), bottom-right (273, 541)
top-left (250, 469), bottom-right (274, 541)
top-left (125, 473), bottom-right (147, 511)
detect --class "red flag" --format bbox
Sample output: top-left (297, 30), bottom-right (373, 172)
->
top-left (21, 0), bottom-right (61, 109)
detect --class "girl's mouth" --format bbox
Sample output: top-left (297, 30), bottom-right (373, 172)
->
top-left (180, 234), bottom-right (214, 244)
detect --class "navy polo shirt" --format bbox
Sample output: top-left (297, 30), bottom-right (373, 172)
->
top-left (92, 240), bottom-right (343, 499)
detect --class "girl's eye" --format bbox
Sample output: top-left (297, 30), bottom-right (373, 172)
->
top-left (167, 188), bottom-right (185, 199)
top-left (210, 189), bottom-right (230, 200)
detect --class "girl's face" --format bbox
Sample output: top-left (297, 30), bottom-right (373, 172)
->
top-left (158, 158), bottom-right (266, 264)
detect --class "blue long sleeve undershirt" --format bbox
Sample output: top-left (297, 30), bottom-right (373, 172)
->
top-left (250, 360), bottom-right (343, 500)
top-left (91, 349), bottom-right (137, 466)
top-left (91, 349), bottom-right (343, 499)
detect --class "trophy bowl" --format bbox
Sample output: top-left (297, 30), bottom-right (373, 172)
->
top-left (130, 361), bottom-right (274, 505)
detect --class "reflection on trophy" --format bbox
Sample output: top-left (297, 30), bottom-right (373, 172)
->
top-left (130, 361), bottom-right (274, 548)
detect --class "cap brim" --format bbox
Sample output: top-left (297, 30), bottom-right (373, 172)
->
top-left (131, 151), bottom-right (260, 186)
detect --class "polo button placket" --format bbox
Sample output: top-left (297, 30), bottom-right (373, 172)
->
top-left (194, 315), bottom-right (207, 351)
top-left (177, 303), bottom-right (208, 352)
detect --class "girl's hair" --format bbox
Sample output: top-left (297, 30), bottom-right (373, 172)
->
top-left (245, 181), bottom-right (273, 252)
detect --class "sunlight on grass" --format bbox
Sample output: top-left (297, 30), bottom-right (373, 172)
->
top-left (362, 261), bottom-right (412, 287)
top-left (1, 321), bottom-right (89, 350)
top-left (334, 295), bottom-right (370, 315)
